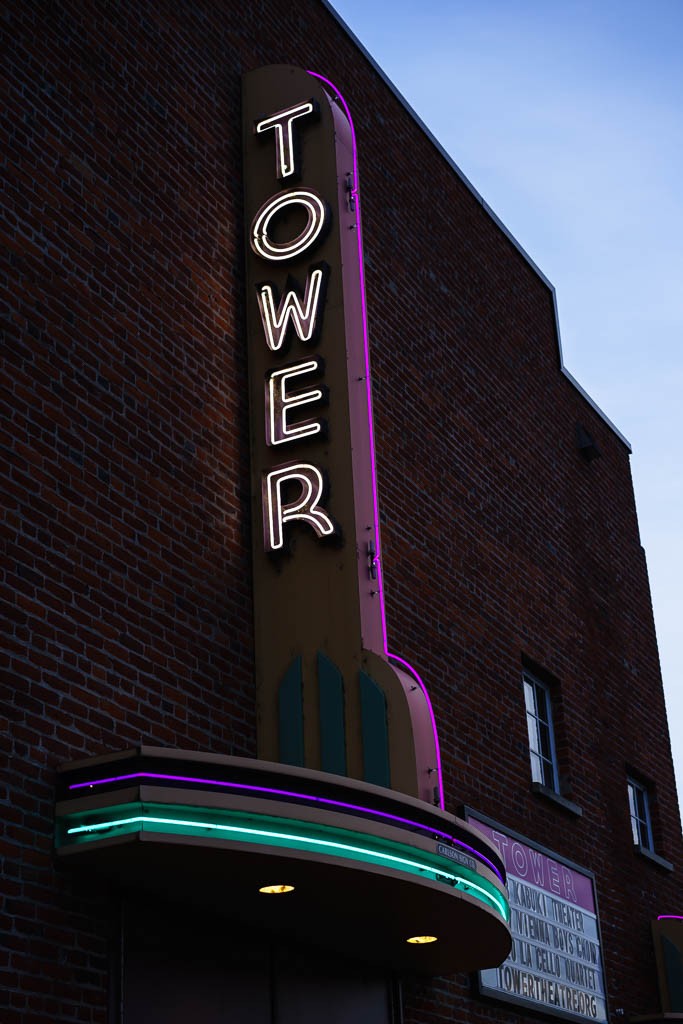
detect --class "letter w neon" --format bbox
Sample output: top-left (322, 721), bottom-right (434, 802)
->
top-left (256, 265), bottom-right (326, 352)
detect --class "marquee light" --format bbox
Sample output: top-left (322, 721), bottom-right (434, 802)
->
top-left (66, 770), bottom-right (504, 882)
top-left (251, 189), bottom-right (329, 262)
top-left (61, 807), bottom-right (509, 922)
top-left (255, 100), bottom-right (316, 179)
top-left (406, 935), bottom-right (438, 944)
top-left (263, 462), bottom-right (337, 551)
top-left (265, 359), bottom-right (325, 446)
top-left (256, 266), bottom-right (326, 352)
top-left (259, 883), bottom-right (295, 894)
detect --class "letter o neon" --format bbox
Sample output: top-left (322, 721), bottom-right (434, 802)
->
top-left (251, 189), bottom-right (328, 262)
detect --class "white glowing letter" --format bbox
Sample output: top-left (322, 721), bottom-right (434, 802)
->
top-left (255, 100), bottom-right (316, 179)
top-left (265, 359), bottom-right (325, 446)
top-left (263, 463), bottom-right (336, 552)
top-left (251, 189), bottom-right (328, 262)
top-left (257, 266), bottom-right (325, 352)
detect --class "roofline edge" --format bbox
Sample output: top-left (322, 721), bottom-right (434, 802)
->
top-left (319, 0), bottom-right (632, 453)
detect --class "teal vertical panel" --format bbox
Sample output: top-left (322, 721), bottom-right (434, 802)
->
top-left (317, 652), bottom-right (347, 776)
top-left (278, 657), bottom-right (304, 766)
top-left (359, 672), bottom-right (390, 788)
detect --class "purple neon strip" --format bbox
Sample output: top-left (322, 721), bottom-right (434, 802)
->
top-left (387, 653), bottom-right (444, 809)
top-left (306, 70), bottom-right (384, 648)
top-left (67, 770), bottom-right (503, 882)
top-left (306, 71), bottom-right (445, 810)
top-left (658, 915), bottom-right (683, 920)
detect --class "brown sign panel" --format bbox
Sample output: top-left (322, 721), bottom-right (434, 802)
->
top-left (243, 65), bottom-right (440, 802)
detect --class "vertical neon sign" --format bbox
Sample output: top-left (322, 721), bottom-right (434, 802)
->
top-left (243, 65), bottom-right (442, 808)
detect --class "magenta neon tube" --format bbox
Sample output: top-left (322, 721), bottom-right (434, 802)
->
top-left (67, 769), bottom-right (503, 882)
top-left (306, 70), bottom-right (445, 809)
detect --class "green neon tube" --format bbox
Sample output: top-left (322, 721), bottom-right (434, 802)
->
top-left (62, 808), bottom-right (508, 922)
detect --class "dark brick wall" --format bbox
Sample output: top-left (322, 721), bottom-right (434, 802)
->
top-left (2, 1), bottom-right (680, 1021)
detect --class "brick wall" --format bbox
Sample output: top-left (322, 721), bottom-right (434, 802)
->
top-left (2, 1), bottom-right (680, 1020)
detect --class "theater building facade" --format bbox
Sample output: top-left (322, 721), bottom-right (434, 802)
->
top-left (2, 2), bottom-right (681, 1023)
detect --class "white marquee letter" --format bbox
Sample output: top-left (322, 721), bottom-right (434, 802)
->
top-left (251, 189), bottom-right (329, 262)
top-left (257, 266), bottom-right (326, 352)
top-left (263, 463), bottom-right (336, 552)
top-left (255, 100), bottom-right (316, 179)
top-left (265, 359), bottom-right (325, 446)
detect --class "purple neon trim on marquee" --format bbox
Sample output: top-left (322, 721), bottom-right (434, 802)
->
top-left (306, 70), bottom-right (445, 810)
top-left (67, 769), bottom-right (502, 882)
top-left (658, 915), bottom-right (683, 920)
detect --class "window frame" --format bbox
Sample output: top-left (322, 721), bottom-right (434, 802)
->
top-left (523, 671), bottom-right (560, 794)
top-left (627, 776), bottom-right (655, 852)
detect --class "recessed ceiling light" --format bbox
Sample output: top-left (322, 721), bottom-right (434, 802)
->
top-left (258, 884), bottom-right (295, 894)
top-left (406, 935), bottom-right (438, 944)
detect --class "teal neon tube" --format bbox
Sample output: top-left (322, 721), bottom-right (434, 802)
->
top-left (60, 805), bottom-right (509, 922)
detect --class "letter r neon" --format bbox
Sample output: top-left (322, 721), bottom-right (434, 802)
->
top-left (263, 462), bottom-right (336, 551)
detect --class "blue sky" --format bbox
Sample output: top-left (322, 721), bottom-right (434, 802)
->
top-left (328, 0), bottom-right (683, 808)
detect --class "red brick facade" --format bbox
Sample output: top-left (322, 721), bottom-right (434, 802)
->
top-left (2, 2), bottom-right (680, 1022)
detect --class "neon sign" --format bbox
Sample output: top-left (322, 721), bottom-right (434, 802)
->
top-left (263, 463), bottom-right (336, 552)
top-left (255, 100), bottom-right (318, 180)
top-left (251, 188), bottom-right (329, 263)
top-left (243, 65), bottom-right (443, 807)
top-left (265, 359), bottom-right (326, 447)
top-left (249, 98), bottom-right (334, 550)
top-left (256, 266), bottom-right (327, 352)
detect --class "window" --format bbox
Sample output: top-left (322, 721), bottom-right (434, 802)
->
top-left (523, 673), bottom-right (559, 792)
top-left (627, 777), bottom-right (654, 851)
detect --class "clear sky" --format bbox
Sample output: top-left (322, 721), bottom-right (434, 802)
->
top-left (328, 0), bottom-right (683, 810)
